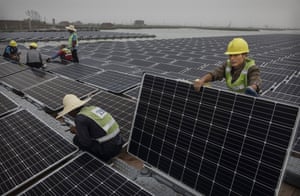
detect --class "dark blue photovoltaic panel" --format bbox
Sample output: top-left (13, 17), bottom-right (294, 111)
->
top-left (0, 61), bottom-right (28, 78)
top-left (1, 68), bottom-right (55, 92)
top-left (81, 70), bottom-right (141, 94)
top-left (51, 63), bottom-right (103, 80)
top-left (0, 92), bottom-right (18, 116)
top-left (0, 110), bottom-right (77, 195)
top-left (23, 77), bottom-right (98, 111)
top-left (21, 153), bottom-right (153, 196)
top-left (128, 74), bottom-right (299, 196)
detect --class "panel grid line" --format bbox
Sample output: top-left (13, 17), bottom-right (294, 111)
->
top-left (128, 74), bottom-right (299, 196)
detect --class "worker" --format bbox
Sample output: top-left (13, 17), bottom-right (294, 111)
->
top-left (65, 25), bottom-right (79, 63)
top-left (26, 42), bottom-right (45, 69)
top-left (3, 40), bottom-right (21, 62)
top-left (46, 44), bottom-right (73, 64)
top-left (56, 94), bottom-right (124, 162)
top-left (193, 37), bottom-right (261, 96)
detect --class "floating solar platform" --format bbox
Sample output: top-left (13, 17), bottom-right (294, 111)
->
top-left (0, 91), bottom-right (18, 117)
top-left (0, 109), bottom-right (78, 195)
top-left (1, 68), bottom-right (55, 92)
top-left (50, 63), bottom-right (103, 80)
top-left (81, 70), bottom-right (141, 94)
top-left (23, 77), bottom-right (98, 112)
top-left (88, 91), bottom-right (137, 143)
top-left (20, 153), bottom-right (153, 196)
top-left (128, 74), bottom-right (299, 196)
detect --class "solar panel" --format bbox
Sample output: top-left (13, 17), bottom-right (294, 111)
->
top-left (128, 74), bottom-right (299, 196)
top-left (50, 63), bottom-right (103, 80)
top-left (275, 83), bottom-right (300, 96)
top-left (0, 61), bottom-right (28, 78)
top-left (0, 109), bottom-right (78, 195)
top-left (1, 69), bottom-right (55, 92)
top-left (81, 70), bottom-right (141, 94)
top-left (262, 91), bottom-right (300, 106)
top-left (21, 153), bottom-right (153, 196)
top-left (0, 91), bottom-right (18, 116)
top-left (101, 63), bottom-right (137, 73)
top-left (87, 91), bottom-right (137, 143)
top-left (79, 58), bottom-right (106, 67)
top-left (23, 77), bottom-right (98, 111)
top-left (152, 63), bottom-right (186, 73)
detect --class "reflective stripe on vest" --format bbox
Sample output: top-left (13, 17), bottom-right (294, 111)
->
top-left (78, 106), bottom-right (120, 143)
top-left (225, 58), bottom-right (255, 93)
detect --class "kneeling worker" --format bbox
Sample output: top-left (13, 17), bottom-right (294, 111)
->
top-left (46, 44), bottom-right (73, 64)
top-left (56, 94), bottom-right (124, 162)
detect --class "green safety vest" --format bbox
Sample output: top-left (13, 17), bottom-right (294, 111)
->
top-left (225, 58), bottom-right (255, 93)
top-left (68, 32), bottom-right (78, 49)
top-left (79, 106), bottom-right (120, 143)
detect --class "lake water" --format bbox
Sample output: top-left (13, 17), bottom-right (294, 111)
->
top-left (104, 28), bottom-right (300, 39)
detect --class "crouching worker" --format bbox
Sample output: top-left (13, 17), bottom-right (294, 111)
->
top-left (3, 40), bottom-right (21, 62)
top-left (46, 44), bottom-right (73, 64)
top-left (56, 94), bottom-right (124, 162)
top-left (26, 42), bottom-right (45, 69)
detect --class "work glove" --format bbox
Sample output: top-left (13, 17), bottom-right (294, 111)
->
top-left (245, 86), bottom-right (258, 97)
top-left (46, 58), bottom-right (51, 62)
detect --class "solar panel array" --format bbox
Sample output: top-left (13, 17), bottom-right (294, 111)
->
top-left (0, 32), bottom-right (300, 195)
top-left (21, 153), bottom-right (153, 196)
top-left (0, 91), bottom-right (18, 116)
top-left (128, 74), bottom-right (299, 196)
top-left (0, 109), bottom-right (78, 195)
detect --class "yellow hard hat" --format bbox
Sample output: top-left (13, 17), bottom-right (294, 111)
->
top-left (29, 42), bottom-right (38, 48)
top-left (9, 40), bottom-right (17, 47)
top-left (224, 38), bottom-right (249, 55)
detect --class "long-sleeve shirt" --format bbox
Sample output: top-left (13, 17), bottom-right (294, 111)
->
top-left (209, 62), bottom-right (262, 92)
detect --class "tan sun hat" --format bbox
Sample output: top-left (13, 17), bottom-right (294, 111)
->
top-left (65, 25), bottom-right (77, 32)
top-left (56, 94), bottom-right (91, 119)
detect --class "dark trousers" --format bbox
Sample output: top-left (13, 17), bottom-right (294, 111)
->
top-left (72, 49), bottom-right (79, 63)
top-left (73, 135), bottom-right (123, 162)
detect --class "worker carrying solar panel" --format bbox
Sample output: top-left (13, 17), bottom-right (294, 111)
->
top-left (2, 40), bottom-right (21, 62)
top-left (193, 37), bottom-right (262, 96)
top-left (46, 44), bottom-right (73, 64)
top-left (56, 94), bottom-right (124, 162)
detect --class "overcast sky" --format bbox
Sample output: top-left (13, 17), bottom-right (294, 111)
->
top-left (1, 0), bottom-right (300, 28)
